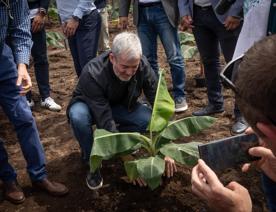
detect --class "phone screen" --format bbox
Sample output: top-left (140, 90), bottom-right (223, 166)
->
top-left (198, 133), bottom-right (260, 173)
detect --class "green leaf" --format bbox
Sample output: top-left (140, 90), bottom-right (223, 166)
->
top-left (161, 116), bottom-right (216, 140)
top-left (178, 31), bottom-right (196, 45)
top-left (148, 70), bottom-right (175, 132)
top-left (90, 129), bottom-right (149, 172)
top-left (124, 160), bottom-right (139, 181)
top-left (137, 156), bottom-right (165, 190)
top-left (159, 142), bottom-right (201, 166)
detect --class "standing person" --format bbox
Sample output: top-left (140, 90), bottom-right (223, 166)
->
top-left (230, 0), bottom-right (276, 134)
top-left (67, 32), bottom-right (177, 190)
top-left (119, 0), bottom-right (188, 113)
top-left (56, 0), bottom-right (101, 77)
top-left (0, 0), bottom-right (68, 204)
top-left (179, 0), bottom-right (242, 116)
top-left (26, 0), bottom-right (62, 111)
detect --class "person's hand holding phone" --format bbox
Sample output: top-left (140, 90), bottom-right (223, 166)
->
top-left (191, 159), bottom-right (252, 212)
top-left (242, 123), bottom-right (276, 182)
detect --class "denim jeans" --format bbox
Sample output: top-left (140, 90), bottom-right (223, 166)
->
top-left (27, 25), bottom-right (50, 101)
top-left (68, 101), bottom-right (152, 162)
top-left (192, 6), bottom-right (241, 108)
top-left (137, 4), bottom-right (186, 101)
top-left (68, 10), bottom-right (101, 77)
top-left (0, 44), bottom-right (46, 182)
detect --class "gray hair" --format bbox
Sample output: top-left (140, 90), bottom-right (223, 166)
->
top-left (111, 32), bottom-right (142, 60)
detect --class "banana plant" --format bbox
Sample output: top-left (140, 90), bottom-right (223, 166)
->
top-left (90, 71), bottom-right (216, 190)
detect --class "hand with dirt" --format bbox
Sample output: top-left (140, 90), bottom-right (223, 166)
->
top-left (191, 159), bottom-right (252, 212)
top-left (63, 18), bottom-right (79, 38)
top-left (32, 13), bottom-right (46, 33)
top-left (179, 15), bottom-right (194, 31)
top-left (17, 63), bottom-right (32, 95)
top-left (242, 123), bottom-right (276, 182)
top-left (224, 16), bottom-right (240, 31)
top-left (119, 17), bottom-right (128, 30)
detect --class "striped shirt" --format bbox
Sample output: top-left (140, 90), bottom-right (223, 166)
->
top-left (0, 0), bottom-right (32, 65)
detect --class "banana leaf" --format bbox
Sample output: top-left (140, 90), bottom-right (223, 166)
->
top-left (148, 70), bottom-right (175, 133)
top-left (159, 142), bottom-right (201, 166)
top-left (160, 116), bottom-right (216, 140)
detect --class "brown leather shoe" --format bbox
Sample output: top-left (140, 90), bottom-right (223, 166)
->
top-left (32, 178), bottom-right (69, 196)
top-left (4, 181), bottom-right (25, 204)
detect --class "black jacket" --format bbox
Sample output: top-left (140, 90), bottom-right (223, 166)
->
top-left (27, 0), bottom-right (49, 11)
top-left (67, 51), bottom-right (157, 132)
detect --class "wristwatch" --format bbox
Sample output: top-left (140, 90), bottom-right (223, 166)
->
top-left (72, 15), bottom-right (80, 22)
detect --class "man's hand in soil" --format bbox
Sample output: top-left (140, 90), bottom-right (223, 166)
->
top-left (191, 159), bottom-right (252, 212)
top-left (179, 15), bottom-right (194, 31)
top-left (32, 13), bottom-right (46, 33)
top-left (63, 18), bottom-right (79, 38)
top-left (17, 63), bottom-right (32, 95)
top-left (164, 156), bottom-right (177, 178)
top-left (224, 16), bottom-right (240, 31)
top-left (119, 17), bottom-right (128, 30)
top-left (243, 123), bottom-right (276, 182)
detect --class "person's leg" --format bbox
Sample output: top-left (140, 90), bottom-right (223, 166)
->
top-left (98, 8), bottom-right (110, 54)
top-left (192, 7), bottom-right (224, 113)
top-left (0, 44), bottom-right (47, 182)
top-left (68, 101), bottom-right (93, 163)
top-left (68, 35), bottom-right (82, 77)
top-left (31, 27), bottom-right (50, 100)
top-left (112, 103), bottom-right (152, 133)
top-left (153, 5), bottom-right (186, 100)
top-left (76, 10), bottom-right (101, 74)
top-left (137, 7), bottom-right (159, 74)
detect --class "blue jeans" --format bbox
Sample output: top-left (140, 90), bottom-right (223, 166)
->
top-left (68, 10), bottom-right (101, 77)
top-left (137, 4), bottom-right (186, 101)
top-left (68, 101), bottom-right (152, 162)
top-left (0, 44), bottom-right (46, 182)
top-left (27, 25), bottom-right (50, 101)
top-left (192, 6), bottom-right (241, 108)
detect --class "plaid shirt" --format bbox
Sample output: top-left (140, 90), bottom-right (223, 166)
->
top-left (0, 0), bottom-right (32, 65)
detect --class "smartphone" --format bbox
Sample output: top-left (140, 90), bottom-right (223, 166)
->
top-left (198, 133), bottom-right (260, 173)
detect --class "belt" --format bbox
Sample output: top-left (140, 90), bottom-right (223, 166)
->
top-left (139, 2), bottom-right (162, 8)
top-left (194, 4), bottom-right (213, 10)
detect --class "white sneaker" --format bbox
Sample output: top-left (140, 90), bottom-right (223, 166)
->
top-left (175, 98), bottom-right (188, 113)
top-left (27, 99), bottom-right (35, 108)
top-left (41, 97), bottom-right (62, 111)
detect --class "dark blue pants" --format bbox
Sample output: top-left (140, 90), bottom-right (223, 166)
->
top-left (0, 44), bottom-right (46, 182)
top-left (27, 25), bottom-right (50, 101)
top-left (192, 6), bottom-right (241, 108)
top-left (68, 101), bottom-right (152, 163)
top-left (68, 10), bottom-right (101, 77)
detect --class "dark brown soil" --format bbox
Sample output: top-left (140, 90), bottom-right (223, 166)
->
top-left (0, 18), bottom-right (268, 212)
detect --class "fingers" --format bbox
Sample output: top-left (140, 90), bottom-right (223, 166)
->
top-left (241, 163), bottom-right (251, 172)
top-left (197, 159), bottom-right (221, 186)
top-left (132, 177), bottom-right (147, 187)
top-left (164, 156), bottom-right (177, 178)
top-left (249, 146), bottom-right (274, 158)
top-left (245, 127), bottom-right (254, 134)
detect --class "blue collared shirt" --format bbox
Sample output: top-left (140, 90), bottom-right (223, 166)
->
top-left (56, 0), bottom-right (97, 23)
top-left (0, 0), bottom-right (32, 65)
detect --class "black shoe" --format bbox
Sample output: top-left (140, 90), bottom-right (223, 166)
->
top-left (231, 116), bottom-right (249, 135)
top-left (192, 105), bottom-right (224, 116)
top-left (86, 169), bottom-right (103, 190)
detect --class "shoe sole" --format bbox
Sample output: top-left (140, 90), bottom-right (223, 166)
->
top-left (86, 178), bottom-right (103, 190)
top-left (175, 106), bottom-right (188, 113)
top-left (41, 105), bottom-right (61, 112)
top-left (5, 195), bottom-right (25, 204)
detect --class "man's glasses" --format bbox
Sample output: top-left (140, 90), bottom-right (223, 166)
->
top-left (220, 55), bottom-right (276, 126)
